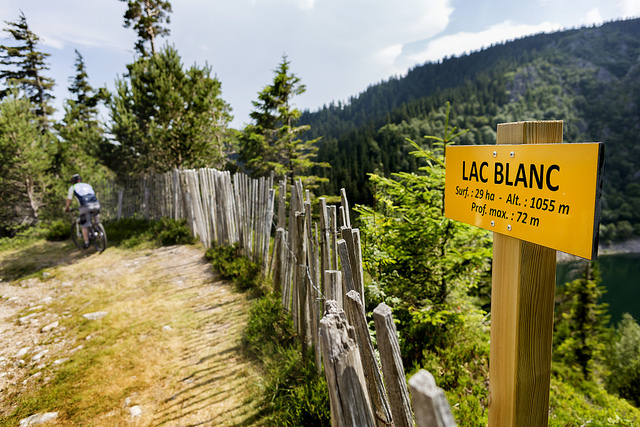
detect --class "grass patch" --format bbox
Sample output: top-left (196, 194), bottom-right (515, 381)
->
top-left (0, 226), bottom-right (47, 250)
top-left (0, 239), bottom-right (79, 282)
top-left (243, 294), bottom-right (331, 425)
top-left (207, 246), bottom-right (330, 425)
top-left (104, 217), bottom-right (196, 248)
top-left (549, 375), bottom-right (640, 426)
top-left (0, 218), bottom-right (196, 282)
top-left (1, 248), bottom-right (194, 425)
top-left (205, 244), bottom-right (264, 293)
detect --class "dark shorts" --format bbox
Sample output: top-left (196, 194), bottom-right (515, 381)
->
top-left (79, 204), bottom-right (100, 228)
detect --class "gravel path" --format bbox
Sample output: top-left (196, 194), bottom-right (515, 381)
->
top-left (0, 244), bottom-right (263, 425)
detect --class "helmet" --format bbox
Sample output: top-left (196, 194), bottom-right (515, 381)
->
top-left (70, 174), bottom-right (81, 184)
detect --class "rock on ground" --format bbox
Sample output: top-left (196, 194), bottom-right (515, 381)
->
top-left (19, 412), bottom-right (58, 426)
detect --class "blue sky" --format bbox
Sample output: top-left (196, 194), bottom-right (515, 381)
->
top-left (1, 0), bottom-right (639, 128)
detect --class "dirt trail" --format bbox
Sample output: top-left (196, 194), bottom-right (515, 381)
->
top-left (0, 243), bottom-right (263, 426)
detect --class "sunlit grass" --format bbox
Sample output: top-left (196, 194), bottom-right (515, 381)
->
top-left (1, 249), bottom-right (192, 425)
top-left (1, 236), bottom-right (263, 426)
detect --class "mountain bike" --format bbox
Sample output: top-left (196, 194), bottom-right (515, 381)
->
top-left (70, 208), bottom-right (107, 253)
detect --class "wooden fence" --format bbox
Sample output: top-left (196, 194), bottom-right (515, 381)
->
top-left (95, 169), bottom-right (274, 265)
top-left (99, 168), bottom-right (456, 427)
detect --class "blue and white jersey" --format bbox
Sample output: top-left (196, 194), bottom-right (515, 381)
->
top-left (67, 183), bottom-right (99, 207)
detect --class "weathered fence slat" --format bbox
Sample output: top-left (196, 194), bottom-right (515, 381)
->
top-left (319, 300), bottom-right (376, 427)
top-left (329, 205), bottom-right (338, 272)
top-left (117, 189), bottom-right (123, 220)
top-left (295, 211), bottom-right (307, 340)
top-left (340, 188), bottom-right (351, 228)
top-left (319, 197), bottom-right (331, 294)
top-left (409, 370), bottom-right (457, 427)
top-left (345, 290), bottom-right (393, 427)
top-left (325, 270), bottom-right (343, 309)
top-left (337, 239), bottom-right (357, 296)
top-left (351, 229), bottom-right (365, 303)
top-left (373, 302), bottom-right (414, 427)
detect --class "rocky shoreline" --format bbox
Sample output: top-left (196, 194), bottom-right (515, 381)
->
top-left (599, 237), bottom-right (640, 255)
top-left (555, 237), bottom-right (640, 263)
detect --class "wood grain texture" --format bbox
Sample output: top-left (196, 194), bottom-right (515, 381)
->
top-left (345, 291), bottom-right (393, 427)
top-left (489, 121), bottom-right (560, 427)
top-left (373, 303), bottom-right (414, 427)
top-left (409, 370), bottom-right (457, 427)
top-left (320, 300), bottom-right (376, 427)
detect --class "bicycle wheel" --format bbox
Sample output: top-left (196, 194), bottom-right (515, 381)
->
top-left (92, 223), bottom-right (107, 253)
top-left (70, 220), bottom-right (83, 249)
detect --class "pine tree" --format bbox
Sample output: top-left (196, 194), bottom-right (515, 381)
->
top-left (239, 56), bottom-right (327, 188)
top-left (108, 45), bottom-right (232, 174)
top-left (0, 11), bottom-right (55, 130)
top-left (53, 50), bottom-right (111, 186)
top-left (0, 92), bottom-right (55, 229)
top-left (356, 108), bottom-right (492, 365)
top-left (120, 0), bottom-right (172, 57)
top-left (554, 261), bottom-right (610, 379)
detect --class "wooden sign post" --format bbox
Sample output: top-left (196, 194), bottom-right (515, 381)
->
top-left (444, 121), bottom-right (605, 426)
top-left (490, 121), bottom-right (560, 427)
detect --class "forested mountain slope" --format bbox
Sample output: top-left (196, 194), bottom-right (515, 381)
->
top-left (301, 18), bottom-right (640, 242)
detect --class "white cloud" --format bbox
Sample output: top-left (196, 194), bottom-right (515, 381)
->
top-left (373, 44), bottom-right (404, 69)
top-left (585, 8), bottom-right (604, 25)
top-left (172, 0), bottom-right (454, 122)
top-left (619, 0), bottom-right (640, 17)
top-left (1, 1), bottom-right (135, 55)
top-left (408, 20), bottom-right (561, 64)
top-left (293, 0), bottom-right (316, 10)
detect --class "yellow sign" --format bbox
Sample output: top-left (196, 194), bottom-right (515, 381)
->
top-left (444, 143), bottom-right (604, 259)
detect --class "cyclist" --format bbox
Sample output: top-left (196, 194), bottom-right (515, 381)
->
top-left (64, 174), bottom-right (101, 249)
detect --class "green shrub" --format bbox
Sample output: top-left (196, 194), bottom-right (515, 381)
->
top-left (549, 375), bottom-right (640, 426)
top-left (103, 218), bottom-right (153, 247)
top-left (261, 345), bottom-right (331, 426)
top-left (244, 294), bottom-right (330, 425)
top-left (44, 219), bottom-right (70, 241)
top-left (153, 218), bottom-right (195, 246)
top-left (104, 218), bottom-right (195, 248)
top-left (244, 293), bottom-right (295, 354)
top-left (0, 226), bottom-right (45, 251)
top-left (417, 308), bottom-right (490, 426)
top-left (206, 244), bottom-right (261, 291)
top-left (607, 313), bottom-right (640, 406)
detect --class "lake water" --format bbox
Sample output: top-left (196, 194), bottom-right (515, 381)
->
top-left (556, 252), bottom-right (640, 326)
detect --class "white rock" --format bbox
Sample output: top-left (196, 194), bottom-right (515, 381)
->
top-left (16, 347), bottom-right (30, 358)
top-left (162, 325), bottom-right (172, 331)
top-left (41, 321), bottom-right (59, 333)
top-left (19, 412), bottom-right (58, 426)
top-left (53, 358), bottom-right (69, 365)
top-left (32, 350), bottom-right (48, 361)
top-left (129, 405), bottom-right (142, 418)
top-left (70, 345), bottom-right (83, 353)
top-left (19, 313), bottom-right (38, 324)
top-left (82, 311), bottom-right (107, 320)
